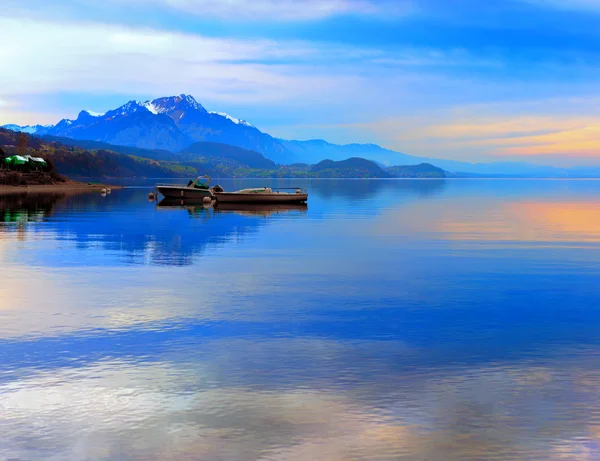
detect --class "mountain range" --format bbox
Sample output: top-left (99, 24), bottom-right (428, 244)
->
top-left (0, 127), bottom-right (445, 179)
top-left (5, 95), bottom-right (292, 161)
top-left (4, 94), bottom-right (600, 177)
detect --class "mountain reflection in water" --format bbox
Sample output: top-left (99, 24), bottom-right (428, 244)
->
top-left (2, 179), bottom-right (600, 461)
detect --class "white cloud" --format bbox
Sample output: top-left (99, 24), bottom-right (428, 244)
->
top-left (0, 17), bottom-right (361, 106)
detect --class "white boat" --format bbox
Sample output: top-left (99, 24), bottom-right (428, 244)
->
top-left (213, 187), bottom-right (308, 204)
top-left (156, 176), bottom-right (214, 200)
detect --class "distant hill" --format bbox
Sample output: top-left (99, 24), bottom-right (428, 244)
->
top-left (42, 135), bottom-right (177, 161)
top-left (310, 157), bottom-right (392, 178)
top-left (1, 129), bottom-right (452, 179)
top-left (181, 142), bottom-right (276, 169)
top-left (0, 128), bottom-right (290, 179)
top-left (279, 139), bottom-right (416, 165)
top-left (0, 128), bottom-right (194, 178)
top-left (386, 163), bottom-right (446, 178)
top-left (41, 135), bottom-right (275, 169)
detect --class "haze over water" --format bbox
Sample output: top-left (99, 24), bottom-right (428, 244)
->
top-left (2, 179), bottom-right (600, 460)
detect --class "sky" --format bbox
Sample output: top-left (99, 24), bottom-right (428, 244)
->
top-left (1, 0), bottom-right (600, 166)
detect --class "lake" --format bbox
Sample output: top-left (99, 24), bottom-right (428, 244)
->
top-left (2, 179), bottom-right (600, 460)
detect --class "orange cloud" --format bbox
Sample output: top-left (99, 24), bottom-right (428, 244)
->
top-left (497, 124), bottom-right (600, 156)
top-left (415, 116), bottom-right (600, 156)
top-left (344, 109), bottom-right (600, 161)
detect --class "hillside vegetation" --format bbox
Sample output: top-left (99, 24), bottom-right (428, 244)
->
top-left (310, 158), bottom-right (392, 178)
top-left (387, 163), bottom-right (446, 178)
top-left (181, 142), bottom-right (277, 169)
top-left (0, 128), bottom-right (448, 179)
top-left (2, 128), bottom-right (196, 179)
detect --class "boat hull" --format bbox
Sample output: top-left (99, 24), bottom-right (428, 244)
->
top-left (214, 192), bottom-right (308, 203)
top-left (157, 186), bottom-right (214, 200)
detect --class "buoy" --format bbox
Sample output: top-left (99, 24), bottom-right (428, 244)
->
top-left (203, 196), bottom-right (212, 204)
top-left (148, 192), bottom-right (155, 200)
top-left (106, 188), bottom-right (111, 194)
top-left (101, 188), bottom-right (107, 194)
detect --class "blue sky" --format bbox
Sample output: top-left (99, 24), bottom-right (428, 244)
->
top-left (2, 0), bottom-right (600, 165)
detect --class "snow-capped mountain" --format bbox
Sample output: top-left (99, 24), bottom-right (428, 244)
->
top-left (2, 95), bottom-right (289, 160)
top-left (3, 124), bottom-right (53, 135)
top-left (208, 111), bottom-right (253, 127)
top-left (3, 94), bottom-right (577, 175)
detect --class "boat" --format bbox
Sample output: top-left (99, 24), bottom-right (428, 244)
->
top-left (156, 176), bottom-right (214, 200)
top-left (155, 176), bottom-right (309, 204)
top-left (213, 187), bottom-right (308, 204)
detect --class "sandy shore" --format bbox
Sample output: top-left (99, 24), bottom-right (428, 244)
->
top-left (0, 183), bottom-right (122, 195)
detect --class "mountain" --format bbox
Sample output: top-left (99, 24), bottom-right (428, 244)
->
top-left (148, 95), bottom-right (290, 162)
top-left (3, 124), bottom-right (53, 136)
top-left (387, 163), bottom-right (446, 178)
top-left (4, 94), bottom-right (600, 177)
top-left (41, 135), bottom-right (178, 161)
top-left (42, 135), bottom-right (276, 169)
top-left (278, 139), bottom-right (569, 176)
top-left (46, 104), bottom-right (190, 152)
top-left (0, 128), bottom-right (284, 179)
top-left (4, 95), bottom-right (292, 162)
top-left (279, 139), bottom-right (420, 166)
top-left (2, 128), bottom-right (438, 179)
top-left (310, 157), bottom-right (392, 178)
top-left (181, 142), bottom-right (276, 169)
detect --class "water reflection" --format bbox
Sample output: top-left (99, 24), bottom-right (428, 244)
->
top-left (0, 192), bottom-right (66, 223)
top-left (441, 200), bottom-right (600, 243)
top-left (214, 202), bottom-right (308, 217)
top-left (2, 180), bottom-right (600, 460)
top-left (303, 178), bottom-right (447, 200)
top-left (3, 348), bottom-right (600, 460)
top-left (0, 190), bottom-right (294, 266)
top-left (157, 198), bottom-right (309, 218)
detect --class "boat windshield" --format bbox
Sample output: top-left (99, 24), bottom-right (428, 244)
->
top-left (191, 175), bottom-right (211, 189)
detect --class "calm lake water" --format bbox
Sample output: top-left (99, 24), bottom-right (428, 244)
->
top-left (2, 179), bottom-right (600, 460)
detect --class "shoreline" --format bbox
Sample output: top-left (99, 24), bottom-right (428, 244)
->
top-left (0, 183), bottom-right (122, 195)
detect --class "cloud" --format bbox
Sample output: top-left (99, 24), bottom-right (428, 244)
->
top-left (112, 0), bottom-right (412, 21)
top-left (0, 15), bottom-right (496, 127)
top-left (3, 11), bottom-right (600, 167)
top-left (331, 95), bottom-right (600, 164)
top-left (0, 17), bottom-right (361, 108)
top-left (415, 115), bottom-right (600, 158)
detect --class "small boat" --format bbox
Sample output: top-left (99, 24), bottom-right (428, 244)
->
top-left (156, 176), bottom-right (214, 200)
top-left (213, 187), bottom-right (308, 204)
top-left (156, 176), bottom-right (309, 204)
